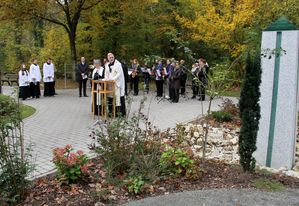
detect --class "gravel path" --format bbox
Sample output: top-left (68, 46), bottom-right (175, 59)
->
top-left (2, 86), bottom-right (237, 177)
top-left (123, 188), bottom-right (299, 206)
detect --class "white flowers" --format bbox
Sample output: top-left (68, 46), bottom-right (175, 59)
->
top-left (193, 132), bottom-right (200, 138)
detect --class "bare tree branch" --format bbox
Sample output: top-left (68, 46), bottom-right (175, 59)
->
top-left (82, 0), bottom-right (102, 10)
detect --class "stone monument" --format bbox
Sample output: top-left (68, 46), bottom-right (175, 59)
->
top-left (255, 17), bottom-right (299, 169)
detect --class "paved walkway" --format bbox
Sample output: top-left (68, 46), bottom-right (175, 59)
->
top-left (123, 188), bottom-right (299, 206)
top-left (3, 86), bottom-right (237, 177)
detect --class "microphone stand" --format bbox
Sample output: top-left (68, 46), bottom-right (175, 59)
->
top-left (94, 69), bottom-right (102, 126)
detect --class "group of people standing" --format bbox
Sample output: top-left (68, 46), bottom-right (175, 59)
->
top-left (18, 58), bottom-right (56, 100)
top-left (78, 53), bottom-right (126, 117)
top-left (124, 58), bottom-right (208, 103)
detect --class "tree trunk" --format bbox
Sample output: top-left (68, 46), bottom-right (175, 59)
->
top-left (202, 98), bottom-right (213, 166)
top-left (68, 30), bottom-right (77, 80)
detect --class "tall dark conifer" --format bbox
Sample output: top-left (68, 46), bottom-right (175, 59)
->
top-left (239, 53), bottom-right (261, 171)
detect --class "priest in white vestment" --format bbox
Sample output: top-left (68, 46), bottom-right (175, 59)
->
top-left (105, 53), bottom-right (126, 117)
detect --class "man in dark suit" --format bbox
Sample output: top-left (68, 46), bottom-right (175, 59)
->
top-left (121, 59), bottom-right (129, 96)
top-left (76, 56), bottom-right (89, 97)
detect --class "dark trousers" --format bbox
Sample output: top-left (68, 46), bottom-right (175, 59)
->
top-left (170, 88), bottom-right (179, 102)
top-left (125, 82), bottom-right (128, 96)
top-left (120, 96), bottom-right (126, 117)
top-left (129, 75), bottom-right (133, 92)
top-left (78, 79), bottom-right (87, 96)
top-left (144, 74), bottom-right (149, 93)
top-left (44, 82), bottom-right (54, 96)
top-left (199, 84), bottom-right (205, 100)
top-left (30, 82), bottom-right (41, 98)
top-left (19, 86), bottom-right (30, 100)
top-left (192, 83), bottom-right (199, 97)
top-left (156, 80), bottom-right (163, 97)
top-left (108, 96), bottom-right (126, 117)
top-left (180, 78), bottom-right (186, 95)
top-left (53, 80), bottom-right (56, 95)
top-left (133, 76), bottom-right (139, 95)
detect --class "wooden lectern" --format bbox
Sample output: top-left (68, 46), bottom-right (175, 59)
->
top-left (91, 80), bottom-right (116, 119)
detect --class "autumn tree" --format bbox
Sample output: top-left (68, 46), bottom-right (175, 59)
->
top-left (1, 0), bottom-right (103, 68)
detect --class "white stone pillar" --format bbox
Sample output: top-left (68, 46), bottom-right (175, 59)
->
top-left (255, 17), bottom-right (299, 169)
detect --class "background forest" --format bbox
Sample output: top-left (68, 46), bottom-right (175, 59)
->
top-left (0, 0), bottom-right (298, 79)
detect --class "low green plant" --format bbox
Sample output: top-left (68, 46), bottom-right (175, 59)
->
top-left (91, 110), bottom-right (162, 184)
top-left (126, 175), bottom-right (145, 195)
top-left (159, 145), bottom-right (194, 176)
top-left (211, 110), bottom-right (233, 122)
top-left (52, 145), bottom-right (89, 183)
top-left (0, 94), bottom-right (33, 205)
top-left (251, 178), bottom-right (285, 192)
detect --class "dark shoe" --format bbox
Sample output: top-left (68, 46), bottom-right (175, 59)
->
top-left (84, 95), bottom-right (88, 97)
top-left (191, 96), bottom-right (196, 99)
top-left (79, 95), bottom-right (82, 97)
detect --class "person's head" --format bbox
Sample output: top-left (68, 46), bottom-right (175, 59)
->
top-left (133, 58), bottom-right (138, 64)
top-left (199, 58), bottom-right (206, 66)
top-left (32, 58), bottom-right (37, 64)
top-left (180, 59), bottom-right (185, 65)
top-left (175, 62), bottom-right (180, 70)
top-left (167, 59), bottom-right (171, 65)
top-left (94, 59), bottom-right (101, 68)
top-left (81, 56), bottom-right (85, 63)
top-left (47, 58), bottom-right (52, 64)
top-left (107, 53), bottom-right (115, 64)
top-left (21, 63), bottom-right (26, 70)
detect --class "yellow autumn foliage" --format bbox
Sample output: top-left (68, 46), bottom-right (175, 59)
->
top-left (177, 0), bottom-right (260, 57)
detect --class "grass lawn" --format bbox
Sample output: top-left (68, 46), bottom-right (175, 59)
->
top-left (0, 94), bottom-right (36, 120)
top-left (222, 90), bottom-right (240, 97)
top-left (20, 104), bottom-right (36, 119)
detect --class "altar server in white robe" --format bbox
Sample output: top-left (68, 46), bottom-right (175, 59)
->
top-left (105, 53), bottom-right (126, 117)
top-left (43, 58), bottom-right (55, 97)
top-left (29, 58), bottom-right (41, 98)
top-left (92, 59), bottom-right (106, 116)
top-left (18, 63), bottom-right (30, 100)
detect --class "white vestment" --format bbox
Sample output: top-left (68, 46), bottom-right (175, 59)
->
top-left (43, 63), bottom-right (55, 82)
top-left (18, 70), bottom-right (30, 87)
top-left (29, 64), bottom-right (41, 83)
top-left (104, 60), bottom-right (125, 106)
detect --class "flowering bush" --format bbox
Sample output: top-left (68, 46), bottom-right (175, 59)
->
top-left (53, 145), bottom-right (89, 183)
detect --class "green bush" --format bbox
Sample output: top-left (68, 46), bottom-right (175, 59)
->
top-left (91, 113), bottom-right (162, 183)
top-left (239, 53), bottom-right (261, 171)
top-left (0, 94), bottom-right (33, 205)
top-left (126, 175), bottom-right (145, 195)
top-left (211, 111), bottom-right (233, 122)
top-left (159, 145), bottom-right (194, 176)
top-left (52, 145), bottom-right (89, 183)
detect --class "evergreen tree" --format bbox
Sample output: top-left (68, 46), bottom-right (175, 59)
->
top-left (239, 53), bottom-right (261, 171)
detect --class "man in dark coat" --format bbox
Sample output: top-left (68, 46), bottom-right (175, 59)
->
top-left (198, 58), bottom-right (209, 101)
top-left (179, 59), bottom-right (187, 95)
top-left (121, 59), bottom-right (129, 96)
top-left (169, 62), bottom-right (181, 103)
top-left (76, 56), bottom-right (89, 97)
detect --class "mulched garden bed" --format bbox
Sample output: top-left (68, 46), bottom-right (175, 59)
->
top-left (18, 157), bottom-right (299, 206)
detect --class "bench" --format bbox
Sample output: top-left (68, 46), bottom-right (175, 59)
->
top-left (1, 73), bottom-right (18, 86)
